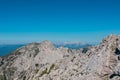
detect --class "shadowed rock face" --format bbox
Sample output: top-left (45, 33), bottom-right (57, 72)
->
top-left (0, 34), bottom-right (120, 80)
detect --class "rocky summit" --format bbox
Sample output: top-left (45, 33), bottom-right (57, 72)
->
top-left (0, 34), bottom-right (120, 80)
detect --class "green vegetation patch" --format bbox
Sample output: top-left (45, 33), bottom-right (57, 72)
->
top-left (40, 64), bottom-right (55, 77)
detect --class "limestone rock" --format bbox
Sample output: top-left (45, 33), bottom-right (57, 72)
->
top-left (0, 34), bottom-right (120, 80)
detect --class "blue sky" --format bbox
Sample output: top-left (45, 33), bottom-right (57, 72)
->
top-left (0, 0), bottom-right (120, 44)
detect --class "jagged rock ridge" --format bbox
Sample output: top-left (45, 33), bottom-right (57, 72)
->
top-left (0, 34), bottom-right (120, 80)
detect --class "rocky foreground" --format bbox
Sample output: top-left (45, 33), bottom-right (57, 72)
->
top-left (0, 34), bottom-right (120, 80)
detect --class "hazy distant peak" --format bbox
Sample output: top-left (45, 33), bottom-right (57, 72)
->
top-left (53, 41), bottom-right (91, 49)
top-left (53, 41), bottom-right (83, 45)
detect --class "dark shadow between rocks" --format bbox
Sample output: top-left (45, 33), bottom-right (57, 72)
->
top-left (115, 48), bottom-right (120, 55)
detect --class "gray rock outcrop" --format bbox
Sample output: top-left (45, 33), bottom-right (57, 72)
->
top-left (0, 34), bottom-right (120, 80)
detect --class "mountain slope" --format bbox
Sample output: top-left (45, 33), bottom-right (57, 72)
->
top-left (0, 35), bottom-right (120, 80)
top-left (0, 42), bottom-right (91, 56)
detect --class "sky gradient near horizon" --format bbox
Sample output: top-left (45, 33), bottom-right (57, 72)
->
top-left (0, 0), bottom-right (120, 43)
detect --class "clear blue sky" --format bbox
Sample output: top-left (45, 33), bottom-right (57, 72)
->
top-left (0, 0), bottom-right (120, 43)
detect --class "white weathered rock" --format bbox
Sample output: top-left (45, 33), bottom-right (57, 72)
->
top-left (0, 34), bottom-right (120, 80)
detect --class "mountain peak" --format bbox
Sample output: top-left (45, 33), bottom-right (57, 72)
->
top-left (101, 34), bottom-right (120, 45)
top-left (107, 34), bottom-right (119, 40)
top-left (40, 40), bottom-right (54, 49)
top-left (1, 35), bottom-right (120, 80)
top-left (41, 40), bottom-right (52, 45)
top-left (98, 34), bottom-right (120, 51)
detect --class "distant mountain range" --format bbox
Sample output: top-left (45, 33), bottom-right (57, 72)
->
top-left (53, 42), bottom-right (92, 49)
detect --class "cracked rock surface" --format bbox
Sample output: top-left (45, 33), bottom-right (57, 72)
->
top-left (0, 35), bottom-right (120, 80)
